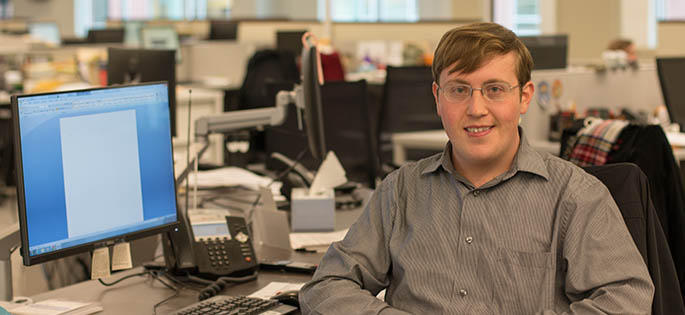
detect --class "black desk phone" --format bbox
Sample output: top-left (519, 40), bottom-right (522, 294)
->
top-left (163, 209), bottom-right (258, 279)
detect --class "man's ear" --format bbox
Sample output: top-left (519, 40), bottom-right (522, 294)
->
top-left (519, 81), bottom-right (534, 114)
top-left (432, 82), bottom-right (441, 114)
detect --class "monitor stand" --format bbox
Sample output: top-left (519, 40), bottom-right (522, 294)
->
top-left (0, 223), bottom-right (19, 301)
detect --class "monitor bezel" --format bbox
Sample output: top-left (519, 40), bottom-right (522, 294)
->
top-left (656, 57), bottom-right (685, 131)
top-left (11, 82), bottom-right (180, 266)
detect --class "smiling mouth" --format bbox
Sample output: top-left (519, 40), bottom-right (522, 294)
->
top-left (465, 126), bottom-right (492, 133)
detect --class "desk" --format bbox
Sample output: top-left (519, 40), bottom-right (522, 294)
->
top-left (391, 129), bottom-right (685, 165)
top-left (29, 266), bottom-right (313, 314)
top-left (391, 130), bottom-right (561, 165)
top-left (23, 188), bottom-right (369, 313)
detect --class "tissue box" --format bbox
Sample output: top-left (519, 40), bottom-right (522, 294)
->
top-left (290, 188), bottom-right (335, 232)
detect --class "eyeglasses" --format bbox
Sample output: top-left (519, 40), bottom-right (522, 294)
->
top-left (437, 81), bottom-right (520, 103)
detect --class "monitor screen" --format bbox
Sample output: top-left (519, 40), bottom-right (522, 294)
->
top-left (28, 22), bottom-right (61, 46)
top-left (519, 35), bottom-right (568, 70)
top-left (11, 82), bottom-right (179, 266)
top-left (300, 37), bottom-right (326, 161)
top-left (209, 20), bottom-right (238, 40)
top-left (141, 26), bottom-right (182, 63)
top-left (657, 57), bottom-right (685, 131)
top-left (87, 28), bottom-right (125, 44)
top-left (107, 48), bottom-right (177, 137)
top-left (276, 30), bottom-right (306, 57)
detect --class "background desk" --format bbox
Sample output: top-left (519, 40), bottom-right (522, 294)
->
top-left (391, 129), bottom-right (685, 165)
top-left (391, 130), bottom-right (561, 165)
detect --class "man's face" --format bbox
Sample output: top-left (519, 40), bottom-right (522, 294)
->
top-left (432, 52), bottom-right (534, 171)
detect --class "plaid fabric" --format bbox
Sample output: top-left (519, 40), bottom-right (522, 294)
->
top-left (568, 119), bottom-right (629, 166)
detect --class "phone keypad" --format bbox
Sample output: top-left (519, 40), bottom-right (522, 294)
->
top-left (202, 237), bottom-right (233, 268)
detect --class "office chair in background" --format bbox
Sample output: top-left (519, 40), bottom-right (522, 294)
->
top-left (584, 163), bottom-right (685, 315)
top-left (230, 49), bottom-right (300, 164)
top-left (376, 66), bottom-right (442, 174)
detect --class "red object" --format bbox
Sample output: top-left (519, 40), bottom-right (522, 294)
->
top-left (319, 51), bottom-right (345, 81)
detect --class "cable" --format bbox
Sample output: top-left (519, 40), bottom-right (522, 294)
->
top-left (270, 146), bottom-right (310, 185)
top-left (158, 271), bottom-right (203, 292)
top-left (153, 290), bottom-right (179, 315)
top-left (196, 272), bottom-right (259, 301)
top-left (185, 89), bottom-right (192, 216)
top-left (97, 271), bottom-right (149, 286)
top-left (244, 145), bottom-right (309, 228)
top-left (149, 270), bottom-right (180, 315)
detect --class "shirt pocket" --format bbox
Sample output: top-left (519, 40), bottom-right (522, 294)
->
top-left (492, 248), bottom-right (554, 314)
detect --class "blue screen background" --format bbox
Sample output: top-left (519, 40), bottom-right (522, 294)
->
top-left (17, 84), bottom-right (177, 251)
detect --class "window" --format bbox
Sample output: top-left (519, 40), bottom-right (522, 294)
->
top-left (318, 0), bottom-right (418, 22)
top-left (657, 0), bottom-right (685, 20)
top-left (75, 0), bottom-right (230, 38)
top-left (515, 0), bottom-right (540, 35)
top-left (494, 0), bottom-right (541, 35)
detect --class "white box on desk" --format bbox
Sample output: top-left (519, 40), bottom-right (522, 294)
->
top-left (290, 187), bottom-right (335, 232)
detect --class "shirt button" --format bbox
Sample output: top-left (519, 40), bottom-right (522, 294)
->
top-left (473, 190), bottom-right (480, 196)
top-left (465, 236), bottom-right (473, 244)
top-left (459, 289), bottom-right (468, 297)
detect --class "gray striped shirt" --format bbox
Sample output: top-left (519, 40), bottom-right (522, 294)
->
top-left (300, 130), bottom-right (654, 314)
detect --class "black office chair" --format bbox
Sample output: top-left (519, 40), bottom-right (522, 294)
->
top-left (231, 49), bottom-right (300, 163)
top-left (377, 66), bottom-right (442, 171)
top-left (584, 163), bottom-right (685, 315)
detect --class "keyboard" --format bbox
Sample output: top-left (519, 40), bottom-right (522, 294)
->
top-left (170, 295), bottom-right (297, 315)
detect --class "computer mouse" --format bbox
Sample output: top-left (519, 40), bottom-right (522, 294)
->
top-left (271, 290), bottom-right (300, 308)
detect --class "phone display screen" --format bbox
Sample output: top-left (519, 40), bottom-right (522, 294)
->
top-left (191, 222), bottom-right (232, 240)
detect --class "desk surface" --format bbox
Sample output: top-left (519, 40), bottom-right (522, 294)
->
top-left (30, 266), bottom-right (314, 314)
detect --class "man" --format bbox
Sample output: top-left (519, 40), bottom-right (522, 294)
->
top-left (299, 22), bottom-right (653, 314)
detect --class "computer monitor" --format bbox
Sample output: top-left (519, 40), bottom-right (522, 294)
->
top-left (28, 22), bottom-right (60, 46)
top-left (208, 20), bottom-right (238, 40)
top-left (11, 82), bottom-right (179, 266)
top-left (519, 34), bottom-right (568, 70)
top-left (276, 30), bottom-right (306, 57)
top-left (107, 48), bottom-right (177, 137)
top-left (140, 25), bottom-right (182, 63)
top-left (657, 57), bottom-right (685, 131)
top-left (87, 28), bottom-right (125, 44)
top-left (300, 36), bottom-right (326, 161)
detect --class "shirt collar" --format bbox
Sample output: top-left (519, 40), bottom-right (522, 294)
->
top-left (420, 127), bottom-right (550, 181)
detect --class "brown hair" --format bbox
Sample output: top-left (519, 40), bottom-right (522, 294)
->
top-left (431, 22), bottom-right (533, 87)
top-left (608, 38), bottom-right (633, 51)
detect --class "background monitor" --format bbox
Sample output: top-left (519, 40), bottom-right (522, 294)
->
top-left (87, 28), bottom-right (125, 44)
top-left (11, 82), bottom-right (178, 266)
top-left (208, 20), bottom-right (238, 40)
top-left (140, 25), bottom-right (182, 63)
top-left (276, 30), bottom-right (306, 58)
top-left (519, 34), bottom-right (568, 70)
top-left (28, 22), bottom-right (61, 45)
top-left (300, 37), bottom-right (326, 161)
top-left (107, 48), bottom-right (177, 137)
top-left (657, 57), bottom-right (685, 131)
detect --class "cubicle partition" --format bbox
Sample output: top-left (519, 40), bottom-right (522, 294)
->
top-left (521, 64), bottom-right (664, 143)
